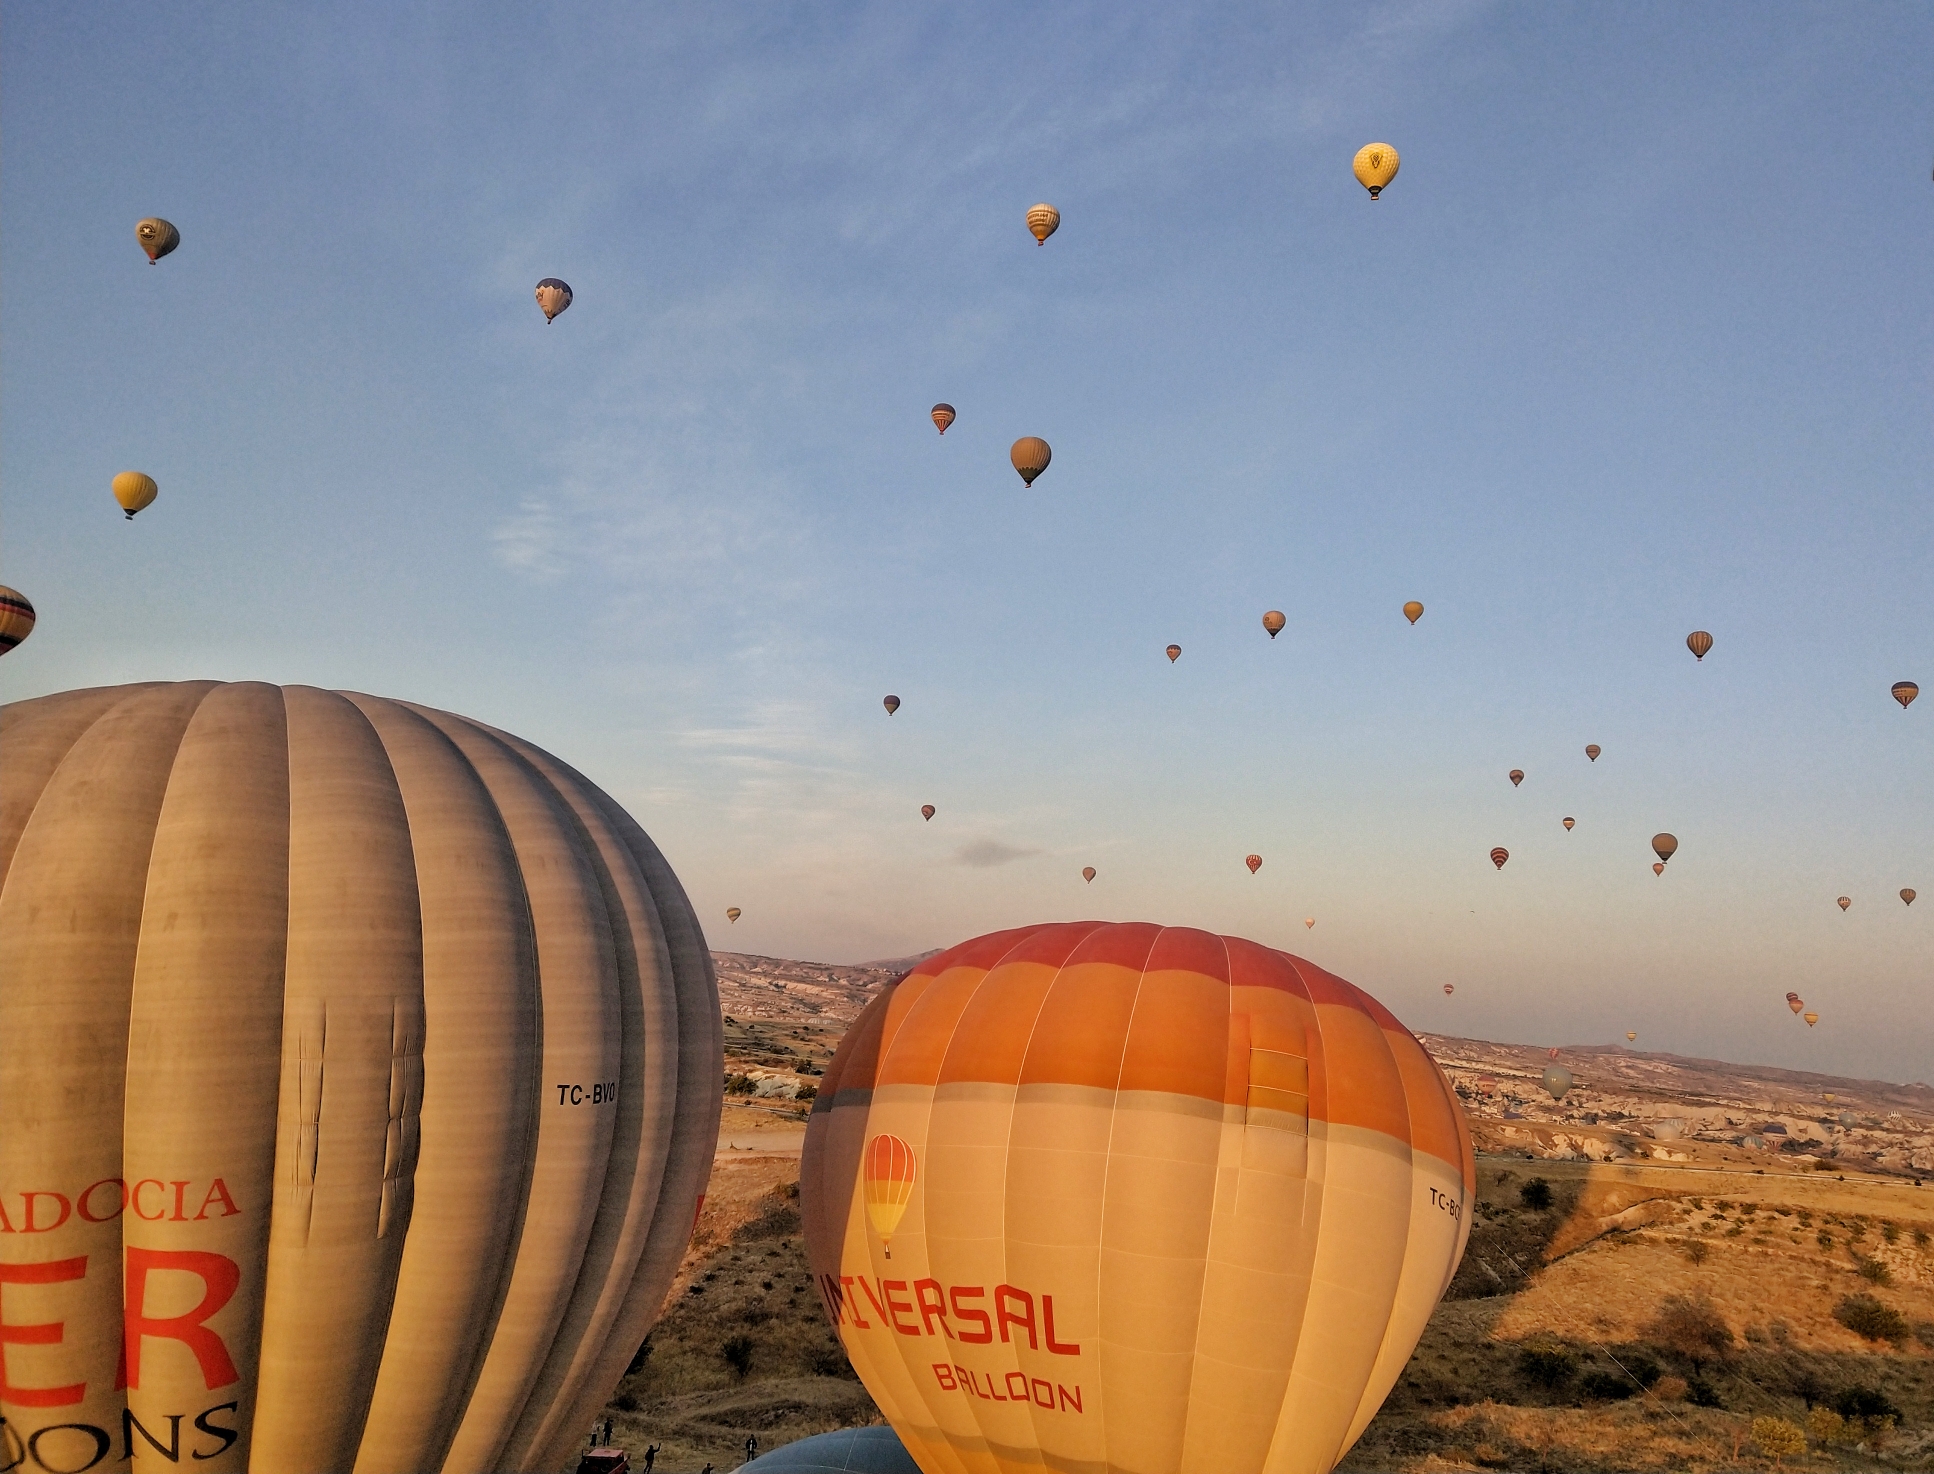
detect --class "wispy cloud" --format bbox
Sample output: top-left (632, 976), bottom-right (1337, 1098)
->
top-left (953, 839), bottom-right (1042, 869)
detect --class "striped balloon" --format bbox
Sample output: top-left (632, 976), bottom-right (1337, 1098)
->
top-left (0, 585), bottom-right (35, 654)
top-left (0, 682), bottom-right (720, 1474)
top-left (1025, 203), bottom-right (1060, 245)
top-left (801, 922), bottom-right (1473, 1474)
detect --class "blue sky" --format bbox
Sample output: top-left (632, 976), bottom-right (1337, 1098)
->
top-left (3, 4), bottom-right (1930, 1083)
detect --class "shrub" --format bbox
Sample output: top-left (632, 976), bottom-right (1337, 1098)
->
top-left (1751, 1416), bottom-right (1807, 1467)
top-left (1914, 1226), bottom-right (1929, 1248)
top-left (1516, 1346), bottom-right (1575, 1389)
top-left (724, 1073), bottom-right (758, 1095)
top-left (1789, 1368), bottom-right (1826, 1407)
top-left (1684, 1240), bottom-right (1710, 1265)
top-left (1834, 1293), bottom-right (1907, 1344)
top-left (1830, 1384), bottom-right (1900, 1425)
top-left (795, 1082), bottom-right (818, 1101)
top-left (1652, 1374), bottom-right (1688, 1402)
top-left (1855, 1255), bottom-right (1893, 1285)
top-left (1519, 1177), bottom-right (1553, 1211)
top-left (1817, 1229), bottom-right (1833, 1249)
top-left (1686, 1374), bottom-right (1723, 1408)
top-left (1881, 1221), bottom-right (1899, 1243)
top-left (1579, 1370), bottom-right (1636, 1400)
top-left (720, 1334), bottom-right (755, 1378)
top-left (1648, 1293), bottom-right (1734, 1365)
top-left (1808, 1407), bottom-right (1846, 1445)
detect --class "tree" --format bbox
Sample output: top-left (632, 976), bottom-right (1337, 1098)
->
top-left (1751, 1417), bottom-right (1806, 1468)
top-left (1647, 1293), bottom-right (1734, 1366)
top-left (1519, 1177), bottom-right (1553, 1211)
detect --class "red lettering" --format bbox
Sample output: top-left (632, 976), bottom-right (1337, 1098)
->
top-left (132, 1180), bottom-right (168, 1221)
top-left (1058, 1384), bottom-right (1083, 1413)
top-left (853, 1275), bottom-right (890, 1328)
top-left (0, 1257), bottom-right (88, 1407)
top-left (77, 1179), bottom-right (126, 1224)
top-left (836, 1277), bottom-right (871, 1329)
top-left (818, 1275), bottom-right (847, 1325)
top-left (950, 1285), bottom-right (991, 1343)
top-left (193, 1180), bottom-right (239, 1221)
top-left (1043, 1293), bottom-right (1080, 1355)
top-left (931, 1362), bottom-right (957, 1391)
top-left (21, 1192), bottom-right (71, 1234)
top-left (882, 1280), bottom-right (920, 1335)
top-left (995, 1284), bottom-right (1036, 1348)
top-left (912, 1278), bottom-right (952, 1338)
top-left (169, 1181), bottom-right (190, 1222)
top-left (121, 1248), bottom-right (240, 1392)
top-left (1005, 1371), bottom-right (1031, 1402)
top-left (1031, 1377), bottom-right (1054, 1408)
top-left (0, 1196), bottom-right (13, 1233)
top-left (989, 1369), bottom-right (1009, 1401)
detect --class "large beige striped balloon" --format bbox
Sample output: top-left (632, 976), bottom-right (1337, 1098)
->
top-left (0, 682), bottom-right (721, 1474)
top-left (801, 923), bottom-right (1473, 1474)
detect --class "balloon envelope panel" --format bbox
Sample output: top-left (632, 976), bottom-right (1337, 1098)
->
top-left (0, 682), bottom-right (722, 1474)
top-left (800, 922), bottom-right (1473, 1474)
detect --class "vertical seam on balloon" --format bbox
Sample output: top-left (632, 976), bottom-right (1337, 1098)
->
top-left (1258, 951), bottom-right (1323, 1474)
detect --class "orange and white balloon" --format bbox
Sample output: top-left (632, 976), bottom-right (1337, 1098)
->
top-left (801, 922), bottom-right (1474, 1474)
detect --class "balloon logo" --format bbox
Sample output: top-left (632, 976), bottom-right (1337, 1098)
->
top-left (1263, 610), bottom-right (1286, 638)
top-left (1025, 203), bottom-right (1061, 245)
top-left (1508, 769), bottom-right (1524, 787)
top-left (1403, 601), bottom-right (1424, 625)
top-left (1245, 853), bottom-right (1263, 874)
top-left (727, 907), bottom-right (742, 922)
top-left (921, 805), bottom-right (935, 822)
top-left (136, 217), bottom-right (180, 263)
top-left (1903, 889), bottom-right (1917, 906)
top-left (1490, 847), bottom-right (1508, 870)
top-left (1562, 817), bottom-right (1575, 831)
top-left (1892, 681), bottom-right (1918, 709)
top-left (1786, 992), bottom-right (1804, 1015)
top-left (931, 403), bottom-right (956, 435)
top-left (862, 1133), bottom-right (917, 1257)
top-left (112, 470), bottom-right (159, 520)
top-left (1686, 630), bottom-right (1713, 661)
top-left (1011, 437), bottom-right (1052, 488)
top-left (534, 277), bottom-right (573, 323)
top-left (1081, 866), bottom-right (1096, 883)
top-left (1837, 896), bottom-right (1851, 912)
top-left (1166, 644), bottom-right (1182, 663)
top-left (1352, 142), bottom-right (1400, 198)
top-left (0, 586), bottom-right (35, 655)
top-left (1804, 1011), bottom-right (1820, 1028)
top-left (1652, 833), bottom-right (1678, 864)
top-left (883, 695), bottom-right (901, 715)
top-left (1585, 744), bottom-right (1601, 762)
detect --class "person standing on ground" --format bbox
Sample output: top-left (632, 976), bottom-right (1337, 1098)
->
top-left (645, 1445), bottom-right (660, 1473)
top-left (745, 1436), bottom-right (758, 1465)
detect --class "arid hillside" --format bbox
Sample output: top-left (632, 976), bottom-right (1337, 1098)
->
top-left (582, 957), bottom-right (1934, 1473)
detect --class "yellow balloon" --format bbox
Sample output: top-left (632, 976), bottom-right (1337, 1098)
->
top-left (1353, 143), bottom-right (1400, 198)
top-left (0, 682), bottom-right (720, 1474)
top-left (1026, 203), bottom-right (1061, 245)
top-left (802, 923), bottom-right (1472, 1474)
top-left (727, 906), bottom-right (742, 922)
top-left (112, 470), bottom-right (159, 520)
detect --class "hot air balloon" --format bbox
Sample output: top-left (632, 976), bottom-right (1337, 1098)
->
top-left (0, 682), bottom-right (721, 1474)
top-left (1562, 818), bottom-right (1575, 831)
top-left (800, 922), bottom-right (1474, 1474)
top-left (112, 470), bottom-right (159, 520)
top-left (1010, 437), bottom-right (1052, 488)
top-left (1837, 1111), bottom-right (1858, 1130)
top-left (1626, 1032), bottom-right (1637, 1042)
top-left (535, 278), bottom-right (573, 322)
top-left (1903, 889), bottom-right (1917, 906)
top-left (883, 695), bottom-right (901, 715)
top-left (1263, 610), bottom-right (1286, 638)
top-left (0, 586), bottom-right (35, 654)
top-left (1352, 143), bottom-right (1400, 198)
top-left (1786, 992), bottom-right (1804, 1015)
top-left (921, 805), bottom-right (936, 822)
top-left (728, 907), bottom-right (742, 922)
top-left (1304, 918), bottom-right (1315, 930)
top-left (1082, 867), bottom-right (1096, 884)
top-left (1403, 601), bottom-right (1423, 625)
top-left (1653, 863), bottom-right (1665, 876)
top-left (1541, 1066), bottom-right (1573, 1101)
top-left (1686, 631), bottom-right (1713, 661)
top-left (1244, 853), bottom-right (1263, 874)
top-left (1804, 1012), bottom-right (1820, 1028)
top-left (1166, 644), bottom-right (1182, 663)
top-left (1585, 745), bottom-right (1601, 762)
top-left (1443, 984), bottom-right (1454, 996)
top-left (1652, 834), bottom-right (1677, 864)
top-left (1508, 770), bottom-right (1523, 787)
top-left (931, 404), bottom-right (956, 436)
top-left (136, 217), bottom-right (180, 263)
top-left (862, 1133), bottom-right (917, 1258)
top-left (1891, 681), bottom-right (1918, 709)
top-left (1823, 1093), bottom-right (1834, 1103)
top-left (1837, 896), bottom-right (1851, 912)
top-left (1547, 1048), bottom-right (1560, 1061)
top-left (1490, 848), bottom-right (1508, 870)
top-left (1025, 203), bottom-right (1060, 245)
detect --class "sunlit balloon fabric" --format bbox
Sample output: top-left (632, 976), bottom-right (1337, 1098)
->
top-left (0, 682), bottom-right (722, 1474)
top-left (0, 586), bottom-right (35, 654)
top-left (112, 470), bottom-right (159, 520)
top-left (1584, 744), bottom-right (1600, 762)
top-left (800, 922), bottom-right (1475, 1474)
top-left (1026, 204), bottom-right (1061, 245)
top-left (1686, 630), bottom-right (1713, 661)
top-left (535, 278), bottom-right (574, 322)
top-left (1893, 681), bottom-right (1919, 709)
top-left (136, 217), bottom-right (180, 263)
top-left (1351, 144), bottom-right (1399, 198)
top-left (932, 404), bottom-right (957, 436)
top-left (1402, 602), bottom-right (1423, 626)
top-left (1011, 437), bottom-right (1052, 488)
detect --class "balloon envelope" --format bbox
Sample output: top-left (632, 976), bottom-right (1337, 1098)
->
top-left (1562, 818), bottom-right (1574, 831)
top-left (1489, 847), bottom-right (1508, 870)
top-left (1804, 1012), bottom-right (1820, 1027)
top-left (1652, 833), bottom-right (1678, 863)
top-left (1686, 631), bottom-right (1713, 661)
top-left (1303, 918), bottom-right (1315, 929)
top-left (1903, 889), bottom-right (1917, 906)
top-left (801, 922), bottom-right (1474, 1474)
top-left (535, 277), bottom-right (573, 321)
top-left (1166, 644), bottom-right (1181, 663)
top-left (1585, 745), bottom-right (1601, 762)
top-left (0, 586), bottom-right (35, 654)
top-left (1263, 610), bottom-right (1286, 638)
top-left (931, 404), bottom-right (956, 435)
top-left (1541, 1066), bottom-right (1573, 1100)
top-left (1352, 143), bottom-right (1400, 197)
top-left (1025, 203), bottom-right (1060, 244)
top-left (883, 695), bottom-right (901, 715)
top-left (1081, 867), bottom-right (1096, 884)
top-left (1508, 770), bottom-right (1523, 787)
top-left (921, 805), bottom-right (935, 822)
top-left (1891, 681), bottom-right (1918, 709)
top-left (112, 470), bottom-right (159, 519)
top-left (136, 217), bottom-right (180, 262)
top-left (1653, 862), bottom-right (1665, 876)
top-left (1626, 1032), bottom-right (1637, 1042)
top-left (0, 682), bottom-right (721, 1474)
top-left (1010, 437), bottom-right (1052, 487)
top-left (1245, 854), bottom-right (1263, 874)
top-left (1442, 984), bottom-right (1454, 996)
top-left (1786, 992), bottom-right (1804, 1015)
top-left (728, 907), bottom-right (742, 922)
top-left (1837, 896), bottom-right (1851, 911)
top-left (1402, 601), bottom-right (1423, 625)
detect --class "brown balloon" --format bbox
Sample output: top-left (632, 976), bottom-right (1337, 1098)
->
top-left (1562, 817), bottom-right (1575, 831)
top-left (883, 695), bottom-right (901, 715)
top-left (1903, 888), bottom-right (1917, 906)
top-left (1508, 769), bottom-right (1523, 787)
top-left (1490, 847), bottom-right (1508, 870)
top-left (1442, 984), bottom-right (1454, 996)
top-left (1786, 992), bottom-right (1804, 1015)
top-left (1652, 833), bottom-right (1677, 863)
top-left (1245, 854), bottom-right (1263, 874)
top-left (1837, 895), bottom-right (1851, 911)
top-left (1585, 744), bottom-right (1601, 762)
top-left (1010, 436), bottom-right (1052, 487)
top-left (1892, 681), bottom-right (1919, 709)
top-left (1262, 610), bottom-right (1286, 638)
top-left (1304, 917), bottom-right (1315, 929)
top-left (1403, 601), bottom-right (1424, 625)
top-left (1653, 862), bottom-right (1665, 876)
top-left (1082, 866), bottom-right (1096, 883)
top-left (920, 805), bottom-right (935, 822)
top-left (1166, 644), bottom-right (1181, 663)
top-left (931, 404), bottom-right (955, 435)
top-left (1687, 630), bottom-right (1713, 661)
